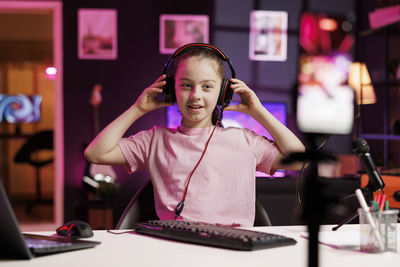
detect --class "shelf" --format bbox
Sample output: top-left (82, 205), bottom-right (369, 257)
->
top-left (0, 134), bottom-right (31, 139)
top-left (360, 134), bottom-right (400, 141)
top-left (372, 80), bottom-right (400, 87)
top-left (358, 8), bottom-right (400, 169)
top-left (360, 21), bottom-right (400, 37)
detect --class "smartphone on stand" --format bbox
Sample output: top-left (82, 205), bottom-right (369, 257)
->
top-left (296, 12), bottom-right (355, 135)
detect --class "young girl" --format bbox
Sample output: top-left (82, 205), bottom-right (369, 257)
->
top-left (84, 44), bottom-right (305, 227)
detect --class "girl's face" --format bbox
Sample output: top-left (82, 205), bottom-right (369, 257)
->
top-left (174, 56), bottom-right (222, 128)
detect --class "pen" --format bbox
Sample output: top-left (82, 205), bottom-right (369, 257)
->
top-left (371, 201), bottom-right (380, 212)
top-left (379, 194), bottom-right (386, 211)
top-left (374, 194), bottom-right (381, 208)
top-left (384, 200), bottom-right (389, 211)
top-left (384, 200), bottom-right (389, 249)
top-left (355, 189), bottom-right (385, 251)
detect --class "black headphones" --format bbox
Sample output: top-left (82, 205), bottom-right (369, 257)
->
top-left (162, 43), bottom-right (236, 109)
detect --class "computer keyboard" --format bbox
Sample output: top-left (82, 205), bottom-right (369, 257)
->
top-left (133, 220), bottom-right (297, 251)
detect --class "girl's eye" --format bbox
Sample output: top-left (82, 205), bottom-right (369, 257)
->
top-left (180, 84), bottom-right (191, 89)
top-left (203, 84), bottom-right (214, 91)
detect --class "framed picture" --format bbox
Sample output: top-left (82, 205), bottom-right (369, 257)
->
top-left (78, 8), bottom-right (117, 60)
top-left (159, 14), bottom-right (209, 54)
top-left (249, 10), bottom-right (288, 61)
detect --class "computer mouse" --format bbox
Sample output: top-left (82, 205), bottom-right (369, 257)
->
top-left (56, 220), bottom-right (94, 238)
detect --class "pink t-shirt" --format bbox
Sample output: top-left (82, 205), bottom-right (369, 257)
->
top-left (118, 125), bottom-right (279, 227)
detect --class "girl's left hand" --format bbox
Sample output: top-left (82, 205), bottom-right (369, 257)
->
top-left (224, 78), bottom-right (262, 116)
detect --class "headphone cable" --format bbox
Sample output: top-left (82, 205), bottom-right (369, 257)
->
top-left (296, 134), bottom-right (331, 206)
top-left (174, 123), bottom-right (219, 219)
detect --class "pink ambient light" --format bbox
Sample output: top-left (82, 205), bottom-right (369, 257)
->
top-left (45, 67), bottom-right (57, 79)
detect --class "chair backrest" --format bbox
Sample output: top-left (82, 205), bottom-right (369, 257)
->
top-left (115, 180), bottom-right (272, 229)
top-left (115, 180), bottom-right (158, 230)
top-left (254, 197), bottom-right (272, 226)
top-left (14, 130), bottom-right (54, 167)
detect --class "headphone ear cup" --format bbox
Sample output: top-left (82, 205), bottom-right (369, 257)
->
top-left (218, 79), bottom-right (233, 106)
top-left (225, 80), bottom-right (233, 106)
top-left (163, 76), bottom-right (176, 103)
top-left (218, 78), bottom-right (227, 106)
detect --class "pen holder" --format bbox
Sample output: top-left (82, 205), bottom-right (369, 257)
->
top-left (358, 208), bottom-right (399, 253)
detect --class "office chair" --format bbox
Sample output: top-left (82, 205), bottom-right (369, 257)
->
top-left (115, 180), bottom-right (272, 229)
top-left (14, 129), bottom-right (54, 213)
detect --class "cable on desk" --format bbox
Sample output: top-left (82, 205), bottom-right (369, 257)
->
top-left (106, 229), bottom-right (135, 235)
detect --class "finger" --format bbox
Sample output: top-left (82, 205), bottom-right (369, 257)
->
top-left (157, 101), bottom-right (174, 108)
top-left (234, 87), bottom-right (255, 97)
top-left (232, 88), bottom-right (242, 94)
top-left (230, 78), bottom-right (242, 83)
top-left (224, 104), bottom-right (239, 112)
top-left (148, 81), bottom-right (166, 90)
top-left (152, 80), bottom-right (166, 88)
top-left (232, 88), bottom-right (248, 95)
top-left (155, 74), bottom-right (166, 82)
top-left (230, 82), bottom-right (249, 90)
top-left (230, 78), bottom-right (247, 87)
top-left (230, 83), bottom-right (241, 88)
top-left (147, 88), bottom-right (164, 95)
top-left (149, 76), bottom-right (165, 88)
top-left (231, 86), bottom-right (246, 93)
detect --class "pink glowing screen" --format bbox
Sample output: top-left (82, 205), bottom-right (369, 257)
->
top-left (166, 101), bottom-right (287, 140)
top-left (166, 102), bottom-right (287, 177)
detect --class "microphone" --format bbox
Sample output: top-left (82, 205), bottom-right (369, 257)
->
top-left (352, 138), bottom-right (385, 192)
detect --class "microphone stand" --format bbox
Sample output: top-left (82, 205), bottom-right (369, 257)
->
top-left (333, 137), bottom-right (385, 231)
top-left (284, 133), bottom-right (337, 267)
top-left (331, 183), bottom-right (375, 231)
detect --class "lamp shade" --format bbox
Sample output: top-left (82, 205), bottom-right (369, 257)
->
top-left (348, 62), bottom-right (376, 105)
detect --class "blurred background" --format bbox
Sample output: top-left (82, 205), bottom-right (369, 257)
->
top-left (1, 0), bottom-right (400, 230)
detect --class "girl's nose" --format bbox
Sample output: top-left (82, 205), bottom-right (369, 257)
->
top-left (190, 86), bottom-right (200, 99)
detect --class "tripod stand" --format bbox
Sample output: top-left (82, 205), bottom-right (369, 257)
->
top-left (332, 183), bottom-right (380, 231)
top-left (284, 133), bottom-right (337, 267)
top-left (332, 136), bottom-right (387, 231)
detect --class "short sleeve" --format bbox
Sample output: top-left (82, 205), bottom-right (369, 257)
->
top-left (118, 127), bottom-right (155, 174)
top-left (244, 129), bottom-right (280, 175)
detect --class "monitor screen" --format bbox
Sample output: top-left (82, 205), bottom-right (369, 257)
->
top-left (166, 101), bottom-right (287, 177)
top-left (221, 102), bottom-right (287, 141)
top-left (166, 102), bottom-right (287, 139)
top-left (0, 94), bottom-right (42, 123)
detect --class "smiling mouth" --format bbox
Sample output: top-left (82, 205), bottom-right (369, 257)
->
top-left (188, 104), bottom-right (203, 109)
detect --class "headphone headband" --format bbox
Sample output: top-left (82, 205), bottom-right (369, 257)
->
top-left (174, 43), bottom-right (228, 60)
top-left (163, 43), bottom-right (235, 78)
top-left (161, 43), bottom-right (235, 114)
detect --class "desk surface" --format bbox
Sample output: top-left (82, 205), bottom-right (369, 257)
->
top-left (2, 224), bottom-right (400, 267)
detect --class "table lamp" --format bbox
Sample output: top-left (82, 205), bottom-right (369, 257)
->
top-left (348, 62), bottom-right (376, 140)
top-left (348, 62), bottom-right (376, 105)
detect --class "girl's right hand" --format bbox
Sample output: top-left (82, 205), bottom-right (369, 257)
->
top-left (134, 74), bottom-right (172, 113)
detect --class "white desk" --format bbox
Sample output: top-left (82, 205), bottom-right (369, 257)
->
top-left (1, 224), bottom-right (400, 267)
